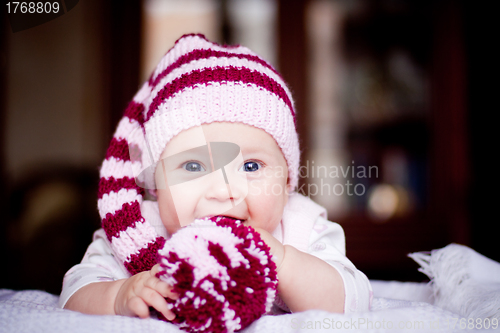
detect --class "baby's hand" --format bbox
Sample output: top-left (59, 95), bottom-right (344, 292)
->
top-left (114, 264), bottom-right (179, 319)
top-left (252, 227), bottom-right (286, 271)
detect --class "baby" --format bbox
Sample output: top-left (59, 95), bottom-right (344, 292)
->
top-left (59, 34), bottom-right (372, 320)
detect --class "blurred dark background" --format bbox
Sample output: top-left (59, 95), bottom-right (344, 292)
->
top-left (0, 0), bottom-right (497, 294)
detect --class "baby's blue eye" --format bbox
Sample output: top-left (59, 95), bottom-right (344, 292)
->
top-left (242, 161), bottom-right (261, 172)
top-left (184, 162), bottom-right (205, 172)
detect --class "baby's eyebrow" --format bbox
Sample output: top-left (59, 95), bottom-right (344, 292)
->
top-left (162, 146), bottom-right (211, 167)
top-left (240, 145), bottom-right (276, 158)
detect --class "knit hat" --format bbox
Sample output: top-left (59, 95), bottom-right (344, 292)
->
top-left (97, 34), bottom-right (300, 275)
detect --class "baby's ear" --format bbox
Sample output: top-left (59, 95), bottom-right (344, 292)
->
top-left (286, 177), bottom-right (293, 193)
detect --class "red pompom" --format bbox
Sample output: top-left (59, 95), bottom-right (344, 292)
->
top-left (157, 217), bottom-right (277, 333)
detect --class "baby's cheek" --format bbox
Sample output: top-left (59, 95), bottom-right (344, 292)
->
top-left (247, 179), bottom-right (264, 196)
top-left (247, 177), bottom-right (287, 198)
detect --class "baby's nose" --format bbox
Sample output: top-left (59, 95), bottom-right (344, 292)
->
top-left (222, 166), bottom-right (248, 206)
top-left (205, 170), bottom-right (233, 202)
top-left (205, 167), bottom-right (247, 207)
top-left (204, 142), bottom-right (248, 205)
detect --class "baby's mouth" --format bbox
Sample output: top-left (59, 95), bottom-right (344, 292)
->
top-left (207, 215), bottom-right (245, 223)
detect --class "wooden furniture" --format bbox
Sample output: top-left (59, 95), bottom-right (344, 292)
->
top-left (278, 0), bottom-right (470, 281)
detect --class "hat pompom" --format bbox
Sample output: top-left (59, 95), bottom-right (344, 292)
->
top-left (157, 216), bottom-right (277, 333)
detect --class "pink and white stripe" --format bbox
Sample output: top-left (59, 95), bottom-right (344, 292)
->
top-left (98, 96), bottom-right (162, 273)
top-left (148, 34), bottom-right (258, 86)
top-left (100, 158), bottom-right (141, 180)
top-left (110, 220), bottom-right (158, 263)
top-left (98, 189), bottom-right (142, 219)
top-left (146, 52), bottom-right (293, 108)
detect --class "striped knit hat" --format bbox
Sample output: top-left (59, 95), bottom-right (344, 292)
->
top-left (98, 34), bottom-right (299, 275)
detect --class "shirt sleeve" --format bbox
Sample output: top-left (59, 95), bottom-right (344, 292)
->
top-left (58, 229), bottom-right (130, 308)
top-left (307, 216), bottom-right (373, 313)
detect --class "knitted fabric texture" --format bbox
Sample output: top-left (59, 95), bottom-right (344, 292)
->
top-left (157, 216), bottom-right (277, 333)
top-left (97, 34), bottom-right (299, 275)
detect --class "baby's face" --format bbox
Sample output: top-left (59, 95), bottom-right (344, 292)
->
top-left (155, 122), bottom-right (290, 235)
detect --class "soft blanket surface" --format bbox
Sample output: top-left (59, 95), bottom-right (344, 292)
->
top-left (3, 244), bottom-right (498, 333)
top-left (0, 286), bottom-right (482, 333)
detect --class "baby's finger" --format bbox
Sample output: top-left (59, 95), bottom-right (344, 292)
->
top-left (127, 296), bottom-right (150, 319)
top-left (150, 263), bottom-right (162, 277)
top-left (140, 288), bottom-right (176, 321)
top-left (145, 276), bottom-right (179, 300)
